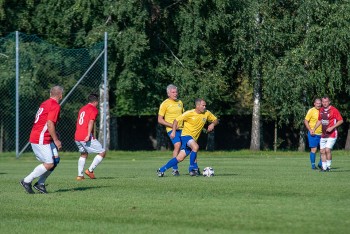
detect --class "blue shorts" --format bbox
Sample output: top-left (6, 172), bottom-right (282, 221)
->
top-left (180, 135), bottom-right (194, 156)
top-left (308, 132), bottom-right (321, 148)
top-left (167, 130), bottom-right (182, 145)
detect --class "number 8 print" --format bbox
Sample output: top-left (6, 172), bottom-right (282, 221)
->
top-left (79, 111), bottom-right (86, 125)
top-left (34, 108), bottom-right (44, 123)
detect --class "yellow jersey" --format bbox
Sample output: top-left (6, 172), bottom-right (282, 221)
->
top-left (176, 109), bottom-right (217, 141)
top-left (158, 99), bottom-right (184, 132)
top-left (305, 107), bottom-right (322, 135)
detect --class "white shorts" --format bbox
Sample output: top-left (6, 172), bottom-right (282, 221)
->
top-left (75, 139), bottom-right (105, 154)
top-left (31, 142), bottom-right (58, 163)
top-left (320, 138), bottom-right (337, 149)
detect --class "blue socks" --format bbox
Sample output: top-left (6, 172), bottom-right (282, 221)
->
top-left (189, 151), bottom-right (198, 172)
top-left (310, 152), bottom-right (316, 168)
top-left (160, 157), bottom-right (178, 172)
top-left (172, 157), bottom-right (178, 170)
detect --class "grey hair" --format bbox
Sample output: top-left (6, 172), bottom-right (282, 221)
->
top-left (166, 84), bottom-right (177, 94)
top-left (195, 98), bottom-right (204, 106)
top-left (50, 85), bottom-right (64, 97)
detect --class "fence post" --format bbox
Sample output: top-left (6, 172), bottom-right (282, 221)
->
top-left (15, 31), bottom-right (19, 158)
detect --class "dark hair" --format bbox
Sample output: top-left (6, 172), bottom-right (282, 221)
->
top-left (88, 93), bottom-right (99, 103)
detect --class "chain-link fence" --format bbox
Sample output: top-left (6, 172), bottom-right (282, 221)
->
top-left (0, 32), bottom-right (108, 156)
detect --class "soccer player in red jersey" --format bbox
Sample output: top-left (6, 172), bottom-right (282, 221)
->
top-left (20, 86), bottom-right (63, 194)
top-left (312, 96), bottom-right (343, 171)
top-left (75, 93), bottom-right (106, 180)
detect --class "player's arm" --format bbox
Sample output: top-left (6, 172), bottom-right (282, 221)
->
top-left (170, 119), bottom-right (179, 139)
top-left (47, 120), bottom-right (62, 150)
top-left (312, 120), bottom-right (321, 134)
top-left (304, 119), bottom-right (312, 132)
top-left (207, 119), bottom-right (219, 132)
top-left (158, 115), bottom-right (172, 128)
top-left (84, 119), bottom-right (94, 142)
top-left (327, 119), bottom-right (343, 133)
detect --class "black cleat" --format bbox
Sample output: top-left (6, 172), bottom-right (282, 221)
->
top-left (172, 170), bottom-right (180, 176)
top-left (157, 169), bottom-right (164, 177)
top-left (33, 182), bottom-right (48, 194)
top-left (189, 169), bottom-right (199, 177)
top-left (20, 180), bottom-right (35, 194)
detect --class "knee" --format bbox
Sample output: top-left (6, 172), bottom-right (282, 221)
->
top-left (100, 151), bottom-right (106, 158)
top-left (192, 145), bottom-right (199, 152)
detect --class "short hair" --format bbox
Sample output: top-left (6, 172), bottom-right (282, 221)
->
top-left (88, 93), bottom-right (99, 103)
top-left (322, 95), bottom-right (330, 101)
top-left (314, 98), bottom-right (321, 103)
top-left (195, 98), bottom-right (204, 106)
top-left (50, 85), bottom-right (64, 97)
top-left (166, 84), bottom-right (177, 94)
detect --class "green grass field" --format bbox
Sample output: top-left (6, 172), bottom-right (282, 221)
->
top-left (1, 150), bottom-right (350, 234)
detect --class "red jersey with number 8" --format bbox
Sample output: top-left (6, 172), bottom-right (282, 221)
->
top-left (74, 103), bottom-right (98, 141)
top-left (29, 98), bottom-right (61, 144)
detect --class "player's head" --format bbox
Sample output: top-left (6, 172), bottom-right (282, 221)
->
top-left (166, 84), bottom-right (178, 100)
top-left (314, 98), bottom-right (321, 110)
top-left (88, 93), bottom-right (99, 105)
top-left (321, 95), bottom-right (331, 108)
top-left (50, 85), bottom-right (64, 101)
top-left (195, 98), bottom-right (206, 113)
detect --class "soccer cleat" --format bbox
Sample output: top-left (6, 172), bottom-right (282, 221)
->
top-left (85, 169), bottom-right (96, 179)
top-left (189, 169), bottom-right (199, 177)
top-left (76, 176), bottom-right (85, 181)
top-left (172, 170), bottom-right (180, 176)
top-left (197, 168), bottom-right (201, 176)
top-left (157, 169), bottom-right (164, 177)
top-left (320, 167), bottom-right (330, 172)
top-left (20, 180), bottom-right (35, 194)
top-left (33, 182), bottom-right (48, 194)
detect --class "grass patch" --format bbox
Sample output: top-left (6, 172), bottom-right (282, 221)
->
top-left (1, 150), bottom-right (350, 233)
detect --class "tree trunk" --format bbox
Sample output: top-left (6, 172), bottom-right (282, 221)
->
top-left (298, 128), bottom-right (305, 152)
top-left (250, 11), bottom-right (262, 151)
top-left (206, 131), bottom-right (215, 151)
top-left (0, 121), bottom-right (3, 153)
top-left (250, 90), bottom-right (261, 150)
top-left (99, 85), bottom-right (110, 150)
top-left (344, 123), bottom-right (350, 150)
top-left (273, 121), bottom-right (277, 152)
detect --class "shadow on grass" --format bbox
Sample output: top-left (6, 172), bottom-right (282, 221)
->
top-left (56, 186), bottom-right (111, 193)
top-left (216, 173), bottom-right (239, 176)
top-left (328, 168), bottom-right (350, 173)
top-left (0, 173), bottom-right (7, 175)
top-left (96, 177), bottom-right (116, 180)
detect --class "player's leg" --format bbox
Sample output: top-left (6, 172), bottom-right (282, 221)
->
top-left (84, 139), bottom-right (106, 179)
top-left (75, 141), bottom-right (88, 180)
top-left (168, 130), bottom-right (181, 175)
top-left (36, 143), bottom-right (60, 189)
top-left (187, 140), bottom-right (199, 173)
top-left (307, 132), bottom-right (317, 169)
top-left (319, 138), bottom-right (328, 171)
top-left (20, 144), bottom-right (54, 194)
top-left (324, 138), bottom-right (336, 170)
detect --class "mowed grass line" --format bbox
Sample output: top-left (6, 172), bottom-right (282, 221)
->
top-left (0, 150), bottom-right (350, 234)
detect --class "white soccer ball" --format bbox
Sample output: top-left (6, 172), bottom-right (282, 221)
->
top-left (203, 167), bottom-right (214, 177)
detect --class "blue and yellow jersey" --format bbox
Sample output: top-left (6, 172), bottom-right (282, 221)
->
top-left (176, 109), bottom-right (217, 141)
top-left (305, 107), bottom-right (322, 135)
top-left (158, 99), bottom-right (184, 132)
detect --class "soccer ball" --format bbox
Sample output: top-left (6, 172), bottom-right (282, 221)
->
top-left (202, 167), bottom-right (214, 177)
